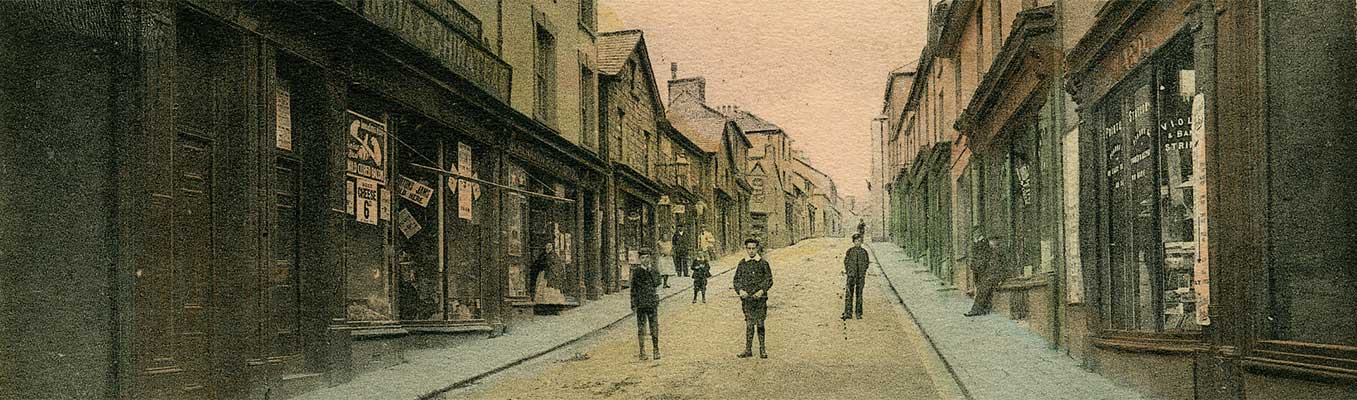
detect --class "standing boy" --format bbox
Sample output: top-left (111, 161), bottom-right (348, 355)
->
top-left (843, 233), bottom-right (870, 320)
top-left (673, 228), bottom-right (690, 277)
top-left (631, 250), bottom-right (662, 360)
top-left (733, 238), bottom-right (773, 359)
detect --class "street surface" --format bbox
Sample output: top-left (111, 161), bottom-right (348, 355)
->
top-left (449, 238), bottom-right (953, 400)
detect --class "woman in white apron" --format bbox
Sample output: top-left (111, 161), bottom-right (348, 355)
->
top-left (656, 233), bottom-right (677, 288)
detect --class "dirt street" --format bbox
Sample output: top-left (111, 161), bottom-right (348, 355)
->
top-left (455, 238), bottom-right (948, 400)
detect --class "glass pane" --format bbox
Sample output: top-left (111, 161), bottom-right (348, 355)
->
top-left (445, 140), bottom-right (490, 321)
top-left (395, 134), bottom-right (442, 321)
top-left (1156, 42), bottom-right (1201, 332)
top-left (345, 112), bottom-right (394, 322)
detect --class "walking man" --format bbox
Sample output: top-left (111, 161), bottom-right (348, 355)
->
top-left (965, 230), bottom-right (1006, 317)
top-left (842, 233), bottom-right (870, 320)
top-left (733, 238), bottom-right (773, 359)
top-left (631, 250), bottom-right (662, 360)
top-left (857, 219), bottom-right (866, 239)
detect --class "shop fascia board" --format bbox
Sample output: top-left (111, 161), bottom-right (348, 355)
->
top-left (955, 6), bottom-right (1057, 144)
top-left (1064, 0), bottom-right (1158, 92)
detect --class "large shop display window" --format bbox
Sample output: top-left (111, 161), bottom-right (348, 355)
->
top-left (343, 104), bottom-right (491, 323)
top-left (1095, 37), bottom-right (1202, 333)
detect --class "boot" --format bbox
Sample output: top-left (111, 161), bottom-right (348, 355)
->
top-left (652, 337), bottom-right (662, 360)
top-left (757, 325), bottom-right (768, 358)
top-left (638, 336), bottom-right (648, 361)
top-left (738, 324), bottom-right (754, 358)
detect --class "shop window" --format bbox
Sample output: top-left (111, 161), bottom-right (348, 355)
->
top-left (1093, 37), bottom-right (1201, 333)
top-left (344, 109), bottom-right (394, 322)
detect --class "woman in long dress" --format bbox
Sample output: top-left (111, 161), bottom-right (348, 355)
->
top-left (656, 233), bottom-right (677, 288)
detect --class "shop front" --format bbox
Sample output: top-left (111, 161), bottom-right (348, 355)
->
top-left (614, 167), bottom-right (660, 288)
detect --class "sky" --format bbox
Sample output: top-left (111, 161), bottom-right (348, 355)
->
top-left (599, 0), bottom-right (931, 201)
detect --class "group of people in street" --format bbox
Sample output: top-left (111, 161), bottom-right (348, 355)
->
top-left (629, 228), bottom-right (881, 362)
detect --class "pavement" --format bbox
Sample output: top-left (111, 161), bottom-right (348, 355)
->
top-left (868, 241), bottom-right (1149, 400)
top-left (293, 252), bottom-right (747, 400)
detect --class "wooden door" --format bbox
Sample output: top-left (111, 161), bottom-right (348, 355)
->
top-left (267, 157), bottom-right (304, 367)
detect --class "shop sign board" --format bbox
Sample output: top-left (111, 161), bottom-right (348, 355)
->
top-left (397, 208), bottom-right (421, 238)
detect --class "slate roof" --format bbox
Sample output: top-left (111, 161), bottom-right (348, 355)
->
top-left (597, 30), bottom-right (643, 75)
top-left (725, 109), bottom-right (782, 133)
top-left (666, 93), bottom-right (727, 153)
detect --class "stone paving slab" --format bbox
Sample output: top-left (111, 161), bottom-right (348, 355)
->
top-left (294, 252), bottom-right (747, 400)
top-left (868, 242), bottom-right (1149, 400)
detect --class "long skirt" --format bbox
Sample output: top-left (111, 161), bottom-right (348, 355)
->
top-left (656, 256), bottom-right (677, 276)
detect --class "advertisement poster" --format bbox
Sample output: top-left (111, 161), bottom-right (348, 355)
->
top-left (345, 180), bottom-right (355, 215)
top-left (457, 142), bottom-right (472, 176)
top-left (346, 111), bottom-right (387, 181)
top-left (398, 175), bottom-right (434, 208)
top-left (397, 208), bottom-right (421, 238)
top-left (379, 188), bottom-right (391, 221)
top-left (458, 180), bottom-right (473, 220)
top-left (506, 193), bottom-right (524, 256)
top-left (1190, 93), bottom-right (1211, 326)
top-left (507, 264), bottom-right (526, 298)
top-left (275, 85), bottom-right (292, 151)
top-left (355, 178), bottom-right (380, 225)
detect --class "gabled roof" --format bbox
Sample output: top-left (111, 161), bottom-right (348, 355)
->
top-left (724, 109), bottom-right (782, 133)
top-left (597, 30), bottom-right (643, 75)
top-left (667, 91), bottom-right (750, 153)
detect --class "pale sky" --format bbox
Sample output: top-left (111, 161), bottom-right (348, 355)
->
top-left (600, 0), bottom-right (930, 201)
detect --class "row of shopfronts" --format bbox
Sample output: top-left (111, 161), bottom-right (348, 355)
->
top-left (884, 0), bottom-right (1357, 398)
top-left (0, 1), bottom-right (751, 399)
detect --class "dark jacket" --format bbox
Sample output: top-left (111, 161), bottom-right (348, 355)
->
top-left (844, 246), bottom-right (870, 277)
top-left (672, 232), bottom-right (689, 257)
top-left (970, 239), bottom-right (1002, 277)
top-left (530, 252), bottom-right (560, 283)
top-left (630, 267), bottom-right (661, 310)
top-left (733, 256), bottom-right (773, 295)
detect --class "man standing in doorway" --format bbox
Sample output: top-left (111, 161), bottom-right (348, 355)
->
top-left (842, 233), bottom-right (870, 320)
top-left (734, 238), bottom-right (773, 359)
top-left (965, 229), bottom-right (1006, 317)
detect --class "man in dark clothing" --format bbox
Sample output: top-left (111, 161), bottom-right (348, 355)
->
top-left (857, 219), bottom-right (867, 238)
top-left (631, 250), bottom-right (662, 360)
top-left (673, 229), bottom-right (690, 277)
top-left (733, 238), bottom-right (773, 359)
top-left (842, 233), bottom-right (871, 320)
top-left (527, 242), bottom-right (560, 302)
top-left (965, 230), bottom-right (1006, 317)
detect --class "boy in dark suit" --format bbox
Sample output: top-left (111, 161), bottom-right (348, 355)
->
top-left (733, 238), bottom-right (773, 359)
top-left (843, 233), bottom-right (870, 320)
top-left (631, 250), bottom-right (662, 360)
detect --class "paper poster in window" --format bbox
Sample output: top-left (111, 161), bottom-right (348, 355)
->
top-left (346, 111), bottom-right (387, 181)
top-left (397, 208), bottom-right (421, 238)
top-left (458, 180), bottom-right (473, 220)
top-left (346, 179), bottom-right (355, 215)
top-left (398, 175), bottom-right (434, 208)
top-left (379, 188), bottom-right (391, 220)
top-left (355, 177), bottom-right (380, 225)
top-left (275, 85), bottom-right (292, 151)
top-left (1190, 93), bottom-right (1211, 326)
top-left (507, 263), bottom-right (527, 298)
top-left (507, 193), bottom-right (524, 256)
top-left (458, 142), bottom-right (472, 176)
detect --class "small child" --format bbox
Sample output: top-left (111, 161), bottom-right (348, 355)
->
top-left (690, 249), bottom-right (712, 303)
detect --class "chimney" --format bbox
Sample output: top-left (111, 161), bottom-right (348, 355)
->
top-left (667, 65), bottom-right (705, 104)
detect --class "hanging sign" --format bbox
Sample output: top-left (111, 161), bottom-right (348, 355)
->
top-left (275, 85), bottom-right (293, 151)
top-left (354, 177), bottom-right (380, 225)
top-left (346, 112), bottom-right (387, 181)
top-left (457, 142), bottom-right (473, 176)
top-left (397, 208), bottom-right (422, 238)
top-left (397, 175), bottom-right (434, 208)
